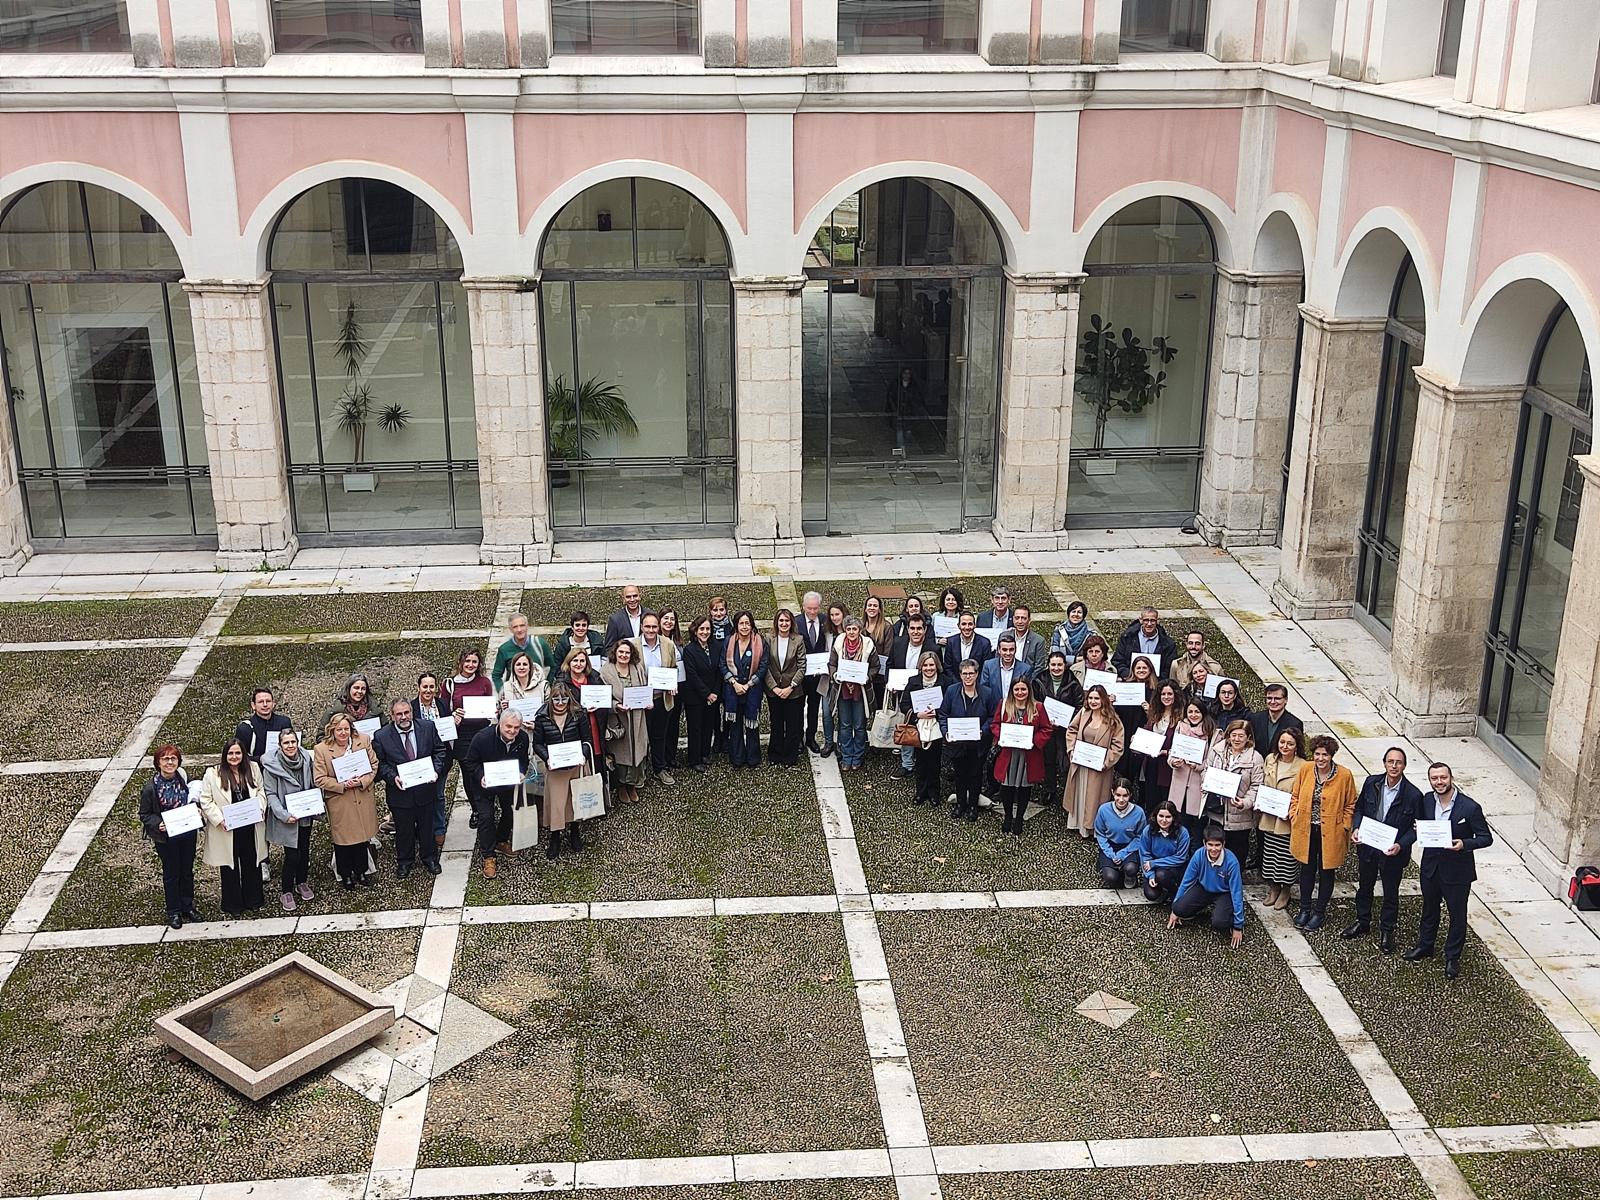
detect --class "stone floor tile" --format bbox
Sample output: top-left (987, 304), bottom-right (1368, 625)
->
top-left (1243, 1129), bottom-right (1405, 1160)
top-left (871, 1056), bottom-right (931, 1148)
top-left (733, 1148), bottom-right (892, 1181)
top-left (574, 1156), bottom-right (735, 1187)
top-left (411, 1163), bottom-right (574, 1195)
top-left (1087, 1135), bottom-right (1249, 1167)
top-left (932, 1140), bottom-right (1094, 1173)
top-left (856, 978), bottom-right (908, 1058)
top-left (1434, 1124), bottom-right (1549, 1153)
top-left (842, 911), bottom-right (891, 981)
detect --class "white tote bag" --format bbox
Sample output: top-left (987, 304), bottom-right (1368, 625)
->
top-left (571, 770), bottom-right (606, 821)
top-left (510, 786), bottom-right (541, 851)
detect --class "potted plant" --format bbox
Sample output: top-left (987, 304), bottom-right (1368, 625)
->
top-left (545, 374), bottom-right (637, 488)
top-left (333, 301), bottom-right (410, 492)
top-left (1075, 313), bottom-right (1178, 476)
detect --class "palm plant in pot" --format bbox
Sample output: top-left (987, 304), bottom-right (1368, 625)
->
top-left (333, 301), bottom-right (410, 492)
top-left (1075, 313), bottom-right (1178, 476)
top-left (545, 374), bottom-right (637, 487)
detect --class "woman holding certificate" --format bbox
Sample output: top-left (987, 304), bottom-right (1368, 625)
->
top-left (1165, 701), bottom-right (1219, 841)
top-left (263, 728), bottom-right (320, 911)
top-left (319, 673), bottom-right (384, 743)
top-left (198, 737), bottom-right (269, 916)
top-left (990, 676), bottom-right (1051, 834)
top-left (1062, 685), bottom-right (1125, 838)
top-left (446, 648), bottom-right (496, 827)
top-left (1139, 682), bottom-right (1184, 810)
top-left (1069, 636), bottom-right (1113, 688)
top-left (765, 609), bottom-right (806, 767)
top-left (601, 638), bottom-right (651, 801)
top-left (933, 587), bottom-right (964, 647)
top-left (1289, 734), bottom-right (1357, 931)
top-left (498, 650), bottom-right (547, 716)
top-left (1036, 651), bottom-right (1084, 807)
top-left (1112, 656), bottom-right (1157, 784)
top-left (897, 651), bottom-right (948, 807)
top-left (312, 713), bottom-right (379, 889)
top-left (941, 658), bottom-right (992, 821)
top-left (1205, 719), bottom-right (1265, 865)
top-left (828, 615), bottom-right (877, 770)
top-left (722, 610), bottom-right (767, 770)
top-left (861, 596), bottom-right (892, 712)
top-left (1259, 728), bottom-right (1305, 909)
top-left (681, 617), bottom-right (722, 772)
top-left (138, 744), bottom-right (201, 929)
top-left (529, 684), bottom-right (596, 858)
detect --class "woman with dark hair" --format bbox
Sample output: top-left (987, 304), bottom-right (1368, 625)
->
top-left (1095, 779), bottom-right (1148, 889)
top-left (1114, 655), bottom-right (1157, 783)
top-left (313, 712), bottom-right (379, 889)
top-left (1290, 733), bottom-right (1357, 931)
top-left (319, 673), bottom-right (383, 743)
top-left (766, 608), bottom-right (805, 767)
top-left (722, 610), bottom-right (766, 768)
top-left (819, 601), bottom-right (849, 754)
top-left (198, 736), bottom-right (268, 916)
top-left (446, 646), bottom-right (495, 828)
top-left (1036, 649), bottom-right (1084, 805)
top-left (898, 650), bottom-right (947, 807)
top-left (600, 638), bottom-right (650, 803)
top-left (1050, 600), bottom-right (1096, 664)
top-left (138, 743), bottom-right (201, 928)
top-left (828, 615), bottom-right (877, 770)
top-left (941, 657), bottom-right (992, 821)
top-left (1260, 726), bottom-right (1305, 910)
top-left (681, 616), bottom-right (721, 772)
top-left (1070, 635), bottom-right (1113, 687)
top-left (1166, 700), bottom-right (1218, 842)
top-left (263, 727), bottom-right (318, 912)
top-left (891, 594), bottom-right (926, 644)
top-left (861, 595), bottom-right (892, 712)
top-left (1140, 680), bottom-right (1184, 811)
top-left (990, 675), bottom-right (1051, 835)
top-left (1139, 800), bottom-right (1191, 903)
top-left (554, 610), bottom-right (606, 664)
top-left (1208, 678), bottom-right (1253, 727)
top-left (1063, 685), bottom-right (1124, 838)
top-left (934, 586), bottom-right (964, 645)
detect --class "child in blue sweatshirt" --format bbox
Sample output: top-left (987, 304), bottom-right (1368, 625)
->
top-left (1094, 781), bottom-right (1147, 889)
top-left (1167, 824), bottom-right (1246, 946)
top-left (1138, 800), bottom-right (1191, 903)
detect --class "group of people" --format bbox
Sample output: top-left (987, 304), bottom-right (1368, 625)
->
top-left (134, 580), bottom-right (1494, 976)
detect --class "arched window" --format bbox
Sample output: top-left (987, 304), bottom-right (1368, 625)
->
top-left (1071, 197), bottom-right (1217, 524)
top-left (0, 181), bottom-right (213, 543)
top-left (1481, 304), bottom-right (1593, 768)
top-left (800, 178), bottom-right (1004, 533)
top-left (539, 178), bottom-right (734, 532)
top-left (268, 178), bottom-right (478, 538)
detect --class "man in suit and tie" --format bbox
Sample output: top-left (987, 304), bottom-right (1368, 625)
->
top-left (799, 591), bottom-right (829, 753)
top-left (372, 699), bottom-right (450, 879)
top-left (603, 584), bottom-right (648, 659)
top-left (1010, 605), bottom-right (1049, 675)
top-left (974, 586), bottom-right (1013, 636)
top-left (1404, 762), bottom-right (1494, 979)
top-left (942, 611), bottom-right (992, 679)
top-left (980, 632), bottom-right (1033, 700)
top-left (1342, 746), bottom-right (1423, 954)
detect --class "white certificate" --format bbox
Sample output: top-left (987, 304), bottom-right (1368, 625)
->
top-left (580, 684), bottom-right (612, 711)
top-left (876, 655), bottom-right (890, 675)
top-left (285, 787), bottom-right (325, 818)
top-left (1255, 786), bottom-right (1292, 819)
top-left (1416, 818), bottom-right (1453, 849)
top-left (1203, 767), bottom-right (1243, 798)
top-left (948, 717), bottom-right (981, 742)
top-left (162, 803), bottom-right (202, 836)
top-left (482, 759), bottom-right (522, 788)
top-left (353, 717), bottom-right (381, 738)
top-left (508, 696), bottom-right (542, 722)
top-left (187, 779), bottom-right (204, 804)
top-left (1084, 668), bottom-right (1118, 692)
top-left (547, 741), bottom-right (585, 770)
top-left (999, 721), bottom-right (1034, 749)
top-left (1132, 653), bottom-right (1162, 676)
top-left (622, 686), bottom-right (654, 710)
top-left (805, 653), bottom-right (830, 676)
top-left (1203, 676), bottom-right (1234, 700)
top-left (1130, 727), bottom-right (1166, 756)
top-left (222, 799), bottom-right (262, 830)
top-left (932, 614), bottom-right (959, 639)
top-left (1111, 681), bottom-right (1146, 705)
top-left (431, 715), bottom-right (458, 743)
top-left (395, 759), bottom-right (437, 789)
top-left (909, 686), bottom-right (943, 713)
top-left (263, 729), bottom-right (281, 756)
top-left (886, 668), bottom-right (914, 692)
top-left (1358, 820), bottom-right (1399, 851)
top-left (1170, 733), bottom-right (1208, 763)
top-left (1071, 741), bottom-right (1108, 771)
top-left (462, 695), bottom-right (497, 721)
top-left (332, 748), bottom-right (371, 784)
top-left (836, 658), bottom-right (868, 685)
top-left (648, 666), bottom-right (678, 691)
top-left (1043, 697), bottom-right (1076, 728)
top-left (676, 659), bottom-right (687, 682)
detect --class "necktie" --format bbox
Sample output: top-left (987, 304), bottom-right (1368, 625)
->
top-left (403, 730), bottom-right (414, 759)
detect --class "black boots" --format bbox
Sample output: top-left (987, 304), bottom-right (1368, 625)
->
top-left (569, 825), bottom-right (585, 853)
top-left (547, 831), bottom-right (562, 859)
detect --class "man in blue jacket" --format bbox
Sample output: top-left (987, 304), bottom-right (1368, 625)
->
top-left (1404, 762), bottom-right (1494, 979)
top-left (1168, 825), bottom-right (1245, 947)
top-left (1342, 746), bottom-right (1422, 954)
top-left (372, 699), bottom-right (450, 879)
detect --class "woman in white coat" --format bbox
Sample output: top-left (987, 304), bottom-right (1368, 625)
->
top-left (198, 736), bottom-right (269, 917)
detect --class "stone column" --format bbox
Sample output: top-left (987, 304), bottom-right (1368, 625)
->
top-left (183, 280), bottom-right (299, 569)
top-left (1532, 455), bottom-right (1600, 885)
top-left (1197, 269), bottom-right (1303, 548)
top-left (733, 276), bottom-right (805, 558)
top-left (991, 272), bottom-right (1080, 551)
top-left (465, 278), bottom-right (551, 566)
top-left (1380, 371), bottom-right (1522, 736)
top-left (0, 408), bottom-right (31, 574)
top-left (1272, 305), bottom-right (1387, 619)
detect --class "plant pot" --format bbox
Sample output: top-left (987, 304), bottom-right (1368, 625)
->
top-left (1082, 458), bottom-right (1118, 477)
top-left (342, 471), bottom-right (377, 493)
top-left (551, 467), bottom-right (572, 489)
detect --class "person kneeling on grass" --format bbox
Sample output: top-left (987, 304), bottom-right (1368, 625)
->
top-left (1139, 800), bottom-right (1190, 903)
top-left (1095, 781), bottom-right (1147, 889)
top-left (1167, 824), bottom-right (1245, 947)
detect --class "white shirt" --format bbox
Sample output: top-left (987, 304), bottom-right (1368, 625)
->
top-left (1379, 779), bottom-right (1400, 822)
top-left (999, 666), bottom-right (1014, 695)
top-left (901, 639), bottom-right (927, 669)
top-left (806, 616), bottom-right (820, 645)
top-left (775, 635), bottom-right (790, 662)
top-left (959, 637), bottom-right (975, 660)
top-left (641, 639), bottom-right (663, 672)
top-left (628, 611), bottom-right (642, 638)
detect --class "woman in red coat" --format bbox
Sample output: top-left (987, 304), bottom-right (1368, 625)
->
top-left (990, 675), bottom-right (1052, 835)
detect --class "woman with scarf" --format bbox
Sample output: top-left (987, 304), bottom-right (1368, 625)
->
top-left (1050, 601), bottom-right (1096, 664)
top-left (319, 673), bottom-right (383, 743)
top-left (313, 712), bottom-right (379, 888)
top-left (1070, 635), bottom-right (1114, 688)
top-left (263, 727), bottom-right (319, 912)
top-left (198, 736), bottom-right (269, 917)
top-left (1036, 650), bottom-right (1085, 807)
top-left (826, 615), bottom-right (876, 770)
top-left (445, 647), bottom-right (495, 833)
top-left (138, 743), bottom-right (201, 928)
top-left (601, 637), bottom-right (651, 802)
top-left (529, 682), bottom-right (601, 859)
top-left (722, 609), bottom-right (767, 769)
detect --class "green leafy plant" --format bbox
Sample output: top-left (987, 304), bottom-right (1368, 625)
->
top-left (545, 374), bottom-right (637, 464)
top-left (333, 301), bottom-right (409, 465)
top-left (1077, 314), bottom-right (1179, 451)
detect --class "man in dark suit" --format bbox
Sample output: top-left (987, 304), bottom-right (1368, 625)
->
top-left (602, 584), bottom-right (647, 658)
top-left (941, 611), bottom-right (992, 678)
top-left (1249, 684), bottom-right (1305, 757)
top-left (798, 591), bottom-right (829, 753)
top-left (1404, 762), bottom-right (1494, 979)
top-left (1342, 746), bottom-right (1423, 953)
top-left (979, 632), bottom-right (1033, 699)
top-left (974, 586), bottom-right (1013, 635)
top-left (372, 699), bottom-right (450, 878)
top-left (1112, 607), bottom-right (1179, 677)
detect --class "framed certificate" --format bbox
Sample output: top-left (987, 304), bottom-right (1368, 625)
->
top-left (482, 759), bottom-right (522, 788)
top-left (547, 741), bottom-right (585, 770)
top-left (222, 799), bottom-right (262, 830)
top-left (648, 666), bottom-right (678, 691)
top-left (947, 717), bottom-right (980, 742)
top-left (395, 759), bottom-right (437, 789)
top-left (1202, 767), bottom-right (1243, 798)
top-left (462, 695), bottom-right (497, 721)
top-left (805, 653), bottom-right (830, 676)
top-left (622, 685), bottom-right (654, 710)
top-left (1255, 786), bottom-right (1291, 819)
top-left (332, 749), bottom-right (371, 784)
top-left (285, 788), bottom-right (325, 818)
top-left (999, 722), bottom-right (1033, 750)
top-left (580, 684), bottom-right (612, 711)
top-left (909, 686), bottom-right (943, 713)
top-left (1071, 741), bottom-right (1108, 771)
top-left (1129, 727), bottom-right (1166, 756)
top-left (1084, 668), bottom-right (1118, 693)
top-left (1357, 820), bottom-right (1399, 851)
top-left (353, 716), bottom-right (381, 738)
top-left (162, 803), bottom-right (202, 836)
top-left (1415, 819), bottom-right (1453, 849)
top-left (1042, 697), bottom-right (1075, 728)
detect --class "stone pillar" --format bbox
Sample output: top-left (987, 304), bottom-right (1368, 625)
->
top-left (1532, 455), bottom-right (1600, 884)
top-left (465, 278), bottom-right (551, 566)
top-left (993, 272), bottom-right (1081, 552)
top-left (0, 406), bottom-right (31, 575)
top-left (1380, 371), bottom-right (1522, 735)
top-left (183, 280), bottom-right (298, 569)
top-left (980, 0), bottom-right (1032, 64)
top-left (802, 0), bottom-right (839, 65)
top-left (1197, 269), bottom-right (1303, 548)
top-left (227, 0), bottom-right (275, 66)
top-left (514, 0), bottom-right (551, 67)
top-left (1272, 306), bottom-right (1387, 620)
top-left (733, 276), bottom-right (805, 558)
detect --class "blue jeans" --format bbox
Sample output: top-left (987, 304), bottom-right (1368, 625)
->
top-left (900, 744), bottom-right (915, 771)
top-left (837, 698), bottom-right (866, 766)
top-left (820, 688), bottom-right (836, 750)
top-left (432, 761), bottom-right (451, 837)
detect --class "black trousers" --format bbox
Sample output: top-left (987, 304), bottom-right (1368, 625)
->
top-left (155, 833), bottom-right (196, 917)
top-left (393, 803), bottom-right (436, 869)
top-left (1417, 873), bottom-right (1472, 961)
top-left (1224, 828), bottom-right (1251, 866)
top-left (279, 822), bottom-right (312, 892)
top-left (1173, 882), bottom-right (1237, 934)
top-left (804, 677), bottom-right (823, 744)
top-left (1143, 865), bottom-right (1184, 904)
top-left (333, 841), bottom-right (370, 882)
top-left (1000, 783), bottom-right (1031, 823)
top-left (768, 692), bottom-right (803, 765)
top-left (1298, 824), bottom-right (1335, 915)
top-left (914, 743), bottom-right (942, 803)
top-left (951, 753), bottom-right (982, 814)
top-left (645, 696), bottom-right (676, 771)
top-left (218, 826), bottom-right (264, 915)
top-left (474, 786), bottom-right (516, 858)
top-left (1354, 848), bottom-right (1406, 933)
top-left (1098, 850), bottom-right (1140, 889)
top-left (685, 696), bottom-right (719, 767)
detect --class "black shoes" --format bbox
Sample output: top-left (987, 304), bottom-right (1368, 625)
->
top-left (1292, 909), bottom-right (1310, 929)
top-left (183, 908), bottom-right (203, 924)
top-left (469, 812), bottom-right (480, 829)
top-left (1379, 929), bottom-right (1395, 954)
top-left (168, 913), bottom-right (183, 930)
top-left (547, 832), bottom-right (563, 860)
top-left (569, 826), bottom-right (585, 852)
top-left (424, 860), bottom-right (442, 875)
top-left (1402, 945), bottom-right (1434, 962)
top-left (1444, 958), bottom-right (1461, 980)
top-left (1304, 913), bottom-right (1326, 932)
top-left (396, 864), bottom-right (413, 879)
top-left (1340, 922), bottom-right (1370, 940)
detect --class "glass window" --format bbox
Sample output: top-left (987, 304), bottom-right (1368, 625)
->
top-left (838, 0), bottom-right (978, 55)
top-left (0, 0), bottom-right (128, 52)
top-left (272, 0), bottom-right (423, 53)
top-left (551, 0), bottom-right (698, 55)
top-left (1437, 0), bottom-right (1466, 77)
top-left (1121, 0), bottom-right (1209, 52)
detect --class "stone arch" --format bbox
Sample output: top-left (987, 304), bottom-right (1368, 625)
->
top-left (0, 164), bottom-right (194, 275)
top-left (1071, 181), bottom-right (1237, 271)
top-left (1457, 256), bottom-right (1600, 389)
top-left (1330, 209), bottom-right (1437, 325)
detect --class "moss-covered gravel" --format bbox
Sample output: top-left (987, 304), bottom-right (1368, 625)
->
top-left (521, 582), bottom-right (779, 627)
top-left (1456, 1148), bottom-right (1600, 1200)
top-left (418, 914), bottom-right (878, 1166)
top-left (0, 773), bottom-right (95, 925)
top-left (1, 647), bottom-right (182, 761)
top-left (222, 589), bottom-right (499, 637)
top-left (878, 907), bottom-right (1388, 1145)
top-left (795, 575), bottom-right (1062, 617)
top-left (1310, 896), bottom-right (1600, 1127)
top-left (0, 928), bottom-right (417, 1193)
top-left (0, 597), bottom-right (216, 644)
top-left (942, 1161), bottom-right (1432, 1200)
top-left (1063, 572), bottom-right (1200, 616)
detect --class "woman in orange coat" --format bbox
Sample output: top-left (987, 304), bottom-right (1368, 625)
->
top-left (1289, 733), bottom-right (1358, 932)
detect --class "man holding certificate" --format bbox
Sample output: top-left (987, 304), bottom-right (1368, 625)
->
top-left (462, 709), bottom-right (533, 879)
top-left (373, 699), bottom-right (450, 880)
top-left (1343, 747), bottom-right (1422, 953)
top-left (1404, 762), bottom-right (1493, 979)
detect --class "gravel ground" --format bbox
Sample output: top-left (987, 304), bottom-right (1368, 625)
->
top-left (2, 647), bottom-right (182, 761)
top-left (0, 928), bottom-right (417, 1194)
top-left (222, 589), bottom-right (500, 637)
top-left (520, 582), bottom-right (779, 627)
top-left (0, 773), bottom-right (95, 925)
top-left (942, 1160), bottom-right (1432, 1200)
top-left (1310, 896), bottom-right (1600, 1126)
top-left (420, 915), bottom-right (878, 1167)
top-left (878, 907), bottom-right (1387, 1145)
top-left (1063, 572), bottom-right (1200, 616)
top-left (1456, 1148), bottom-right (1600, 1200)
top-left (794, 576), bottom-right (1062, 618)
top-left (429, 1187), bottom-right (896, 1200)
top-left (0, 597), bottom-right (216, 644)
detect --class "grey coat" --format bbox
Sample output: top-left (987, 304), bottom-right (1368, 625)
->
top-left (261, 747), bottom-right (319, 847)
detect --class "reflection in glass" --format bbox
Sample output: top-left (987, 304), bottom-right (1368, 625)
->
top-left (837, 0), bottom-right (979, 54)
top-left (1120, 0), bottom-right (1209, 51)
top-left (1438, 0), bottom-right (1466, 76)
top-left (551, 0), bottom-right (698, 54)
top-left (0, 0), bottom-right (129, 52)
top-left (272, 0), bottom-right (423, 52)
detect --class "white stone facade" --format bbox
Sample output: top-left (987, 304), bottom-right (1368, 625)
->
top-left (733, 277), bottom-right (805, 557)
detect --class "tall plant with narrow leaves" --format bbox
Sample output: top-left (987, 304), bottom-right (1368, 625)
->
top-left (1078, 314), bottom-right (1179, 451)
top-left (333, 300), bottom-right (410, 464)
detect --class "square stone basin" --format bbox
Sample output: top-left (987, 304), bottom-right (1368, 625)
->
top-left (155, 951), bottom-right (395, 1101)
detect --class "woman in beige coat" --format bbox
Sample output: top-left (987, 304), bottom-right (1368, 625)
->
top-left (313, 712), bottom-right (379, 889)
top-left (1063, 685), bottom-right (1125, 838)
top-left (600, 638), bottom-right (650, 802)
top-left (198, 736), bottom-right (268, 917)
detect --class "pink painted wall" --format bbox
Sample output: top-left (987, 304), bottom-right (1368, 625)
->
top-left (793, 111), bottom-right (1035, 233)
top-left (1271, 108), bottom-right (1325, 210)
top-left (230, 112), bottom-right (473, 234)
top-left (0, 111), bottom-right (191, 233)
top-left (515, 113), bottom-right (748, 233)
top-left (1073, 108), bottom-right (1242, 229)
top-left (1474, 166), bottom-right (1600, 299)
top-left (1338, 132), bottom-right (1452, 267)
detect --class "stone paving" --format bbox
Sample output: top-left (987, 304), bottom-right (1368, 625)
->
top-left (2, 532), bottom-right (1599, 1200)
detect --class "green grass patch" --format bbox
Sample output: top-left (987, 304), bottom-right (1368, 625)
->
top-left (1064, 571), bottom-right (1199, 616)
top-left (0, 773), bottom-right (95, 925)
top-left (0, 647), bottom-right (181, 761)
top-left (520, 582), bottom-right (778, 627)
top-left (223, 589), bottom-right (499, 637)
top-left (943, 1161), bottom-right (1432, 1200)
top-left (0, 597), bottom-right (215, 644)
top-left (1456, 1148), bottom-right (1600, 1200)
top-left (795, 574), bottom-right (1062, 617)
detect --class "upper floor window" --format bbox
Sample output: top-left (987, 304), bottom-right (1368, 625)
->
top-left (1120, 0), bottom-right (1208, 52)
top-left (837, 0), bottom-right (979, 55)
top-left (551, 0), bottom-right (699, 55)
top-left (1437, 0), bottom-right (1466, 76)
top-left (272, 0), bottom-right (423, 53)
top-left (0, 0), bottom-right (128, 52)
